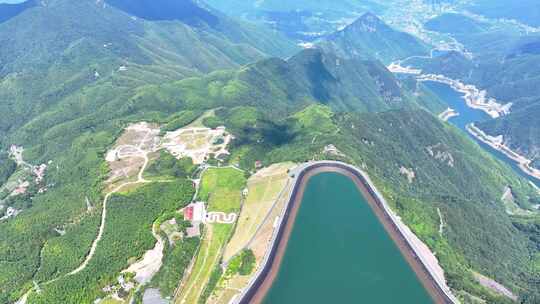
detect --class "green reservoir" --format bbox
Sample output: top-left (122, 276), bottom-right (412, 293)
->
top-left (263, 172), bottom-right (433, 304)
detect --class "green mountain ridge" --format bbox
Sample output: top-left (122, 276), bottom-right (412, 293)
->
top-left (0, 0), bottom-right (297, 145)
top-left (318, 12), bottom-right (429, 64)
top-left (415, 12), bottom-right (540, 171)
top-left (478, 102), bottom-right (540, 169)
top-left (0, 2), bottom-right (539, 304)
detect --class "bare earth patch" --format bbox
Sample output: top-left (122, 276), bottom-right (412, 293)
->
top-left (223, 163), bottom-right (295, 263)
top-left (105, 122), bottom-right (161, 190)
top-left (161, 126), bottom-right (232, 165)
top-left (473, 272), bottom-right (518, 301)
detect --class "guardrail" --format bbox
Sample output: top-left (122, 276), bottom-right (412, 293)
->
top-left (234, 161), bottom-right (458, 304)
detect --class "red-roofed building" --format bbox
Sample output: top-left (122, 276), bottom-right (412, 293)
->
top-left (184, 206), bottom-right (194, 221)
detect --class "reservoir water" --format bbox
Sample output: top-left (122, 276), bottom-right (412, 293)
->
top-left (263, 172), bottom-right (433, 304)
top-left (425, 81), bottom-right (540, 187)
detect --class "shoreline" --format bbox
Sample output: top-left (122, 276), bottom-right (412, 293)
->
top-left (467, 124), bottom-right (540, 181)
top-left (387, 62), bottom-right (512, 119)
top-left (235, 161), bottom-right (458, 304)
top-left (438, 108), bottom-right (459, 122)
top-left (417, 74), bottom-right (512, 119)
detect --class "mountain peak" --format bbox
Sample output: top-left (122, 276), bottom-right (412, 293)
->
top-left (346, 12), bottom-right (388, 33)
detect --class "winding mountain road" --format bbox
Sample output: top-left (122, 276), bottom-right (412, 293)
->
top-left (68, 150), bottom-right (150, 276)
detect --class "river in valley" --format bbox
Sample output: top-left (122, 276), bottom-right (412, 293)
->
top-left (424, 81), bottom-right (540, 187)
top-left (262, 172), bottom-right (433, 304)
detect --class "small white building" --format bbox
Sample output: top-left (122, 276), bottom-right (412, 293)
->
top-left (192, 201), bottom-right (206, 222)
top-left (184, 201), bottom-right (206, 223)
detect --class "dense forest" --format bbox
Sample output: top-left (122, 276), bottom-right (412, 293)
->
top-left (0, 1), bottom-right (539, 303)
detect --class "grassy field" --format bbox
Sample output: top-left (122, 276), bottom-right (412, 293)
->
top-left (99, 297), bottom-right (123, 304)
top-left (198, 167), bottom-right (246, 213)
top-left (175, 167), bottom-right (245, 304)
top-left (186, 110), bottom-right (216, 129)
top-left (208, 163), bottom-right (295, 304)
top-left (223, 162), bottom-right (294, 262)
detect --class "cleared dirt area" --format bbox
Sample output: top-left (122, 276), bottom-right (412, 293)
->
top-left (105, 122), bottom-right (160, 191)
top-left (161, 127), bottom-right (232, 165)
top-left (248, 182), bottom-right (293, 266)
top-left (223, 163), bottom-right (295, 262)
top-left (473, 272), bottom-right (518, 301)
top-left (209, 275), bottom-right (250, 304)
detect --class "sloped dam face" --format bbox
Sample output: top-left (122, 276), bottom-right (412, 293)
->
top-left (263, 172), bottom-right (433, 304)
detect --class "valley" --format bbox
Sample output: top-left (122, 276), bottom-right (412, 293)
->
top-left (1, 1), bottom-right (540, 304)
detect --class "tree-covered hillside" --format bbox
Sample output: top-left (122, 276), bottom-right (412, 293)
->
top-left (409, 12), bottom-right (540, 170)
top-left (0, 0), bottom-right (297, 147)
top-left (478, 102), bottom-right (540, 169)
top-left (207, 103), bottom-right (540, 303)
top-left (319, 12), bottom-right (429, 64)
top-left (1, 2), bottom-right (539, 304)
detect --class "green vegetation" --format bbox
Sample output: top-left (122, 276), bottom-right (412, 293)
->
top-left (214, 104), bottom-right (540, 303)
top-left (1, 3), bottom-right (539, 303)
top-left (226, 249), bottom-right (256, 276)
top-left (198, 167), bottom-right (246, 213)
top-left (479, 102), bottom-right (540, 170)
top-left (202, 116), bottom-right (225, 129)
top-left (145, 152), bottom-right (196, 179)
top-left (292, 104), bottom-right (338, 135)
top-left (0, 151), bottom-right (16, 186)
top-left (0, 131), bottom-right (111, 304)
top-left (176, 168), bottom-right (245, 304)
top-left (150, 236), bottom-right (200, 298)
top-left (34, 213), bottom-right (101, 282)
top-left (27, 180), bottom-right (194, 303)
top-left (198, 266), bottom-right (223, 304)
top-left (162, 110), bottom-right (203, 133)
top-left (0, 0), bottom-right (296, 300)
top-left (415, 12), bottom-right (540, 170)
top-left (319, 12), bottom-right (429, 64)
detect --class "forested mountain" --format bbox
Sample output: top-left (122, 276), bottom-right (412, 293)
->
top-left (117, 47), bottom-right (444, 116)
top-left (0, 0), bottom-right (296, 147)
top-left (415, 12), bottom-right (540, 170)
top-left (1, 1), bottom-right (539, 304)
top-left (478, 102), bottom-right (540, 169)
top-left (0, 0), bottom-right (298, 302)
top-left (318, 13), bottom-right (429, 64)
